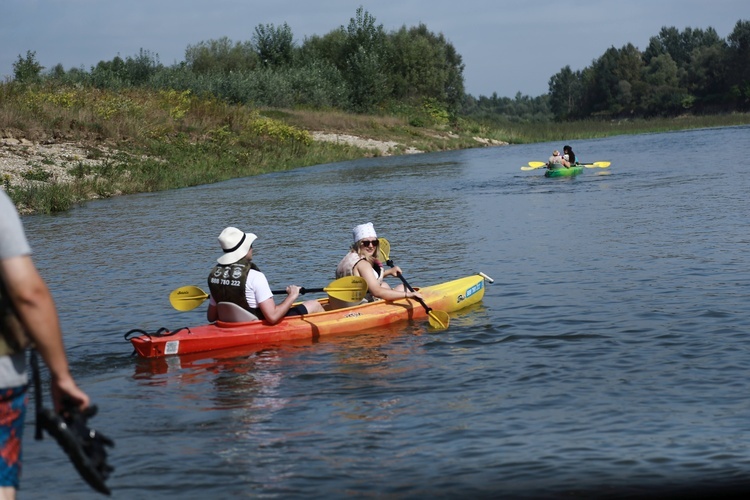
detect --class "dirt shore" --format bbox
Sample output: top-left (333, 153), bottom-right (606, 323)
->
top-left (0, 132), bottom-right (424, 189)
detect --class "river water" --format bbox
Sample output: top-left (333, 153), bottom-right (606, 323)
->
top-left (19, 125), bottom-right (750, 498)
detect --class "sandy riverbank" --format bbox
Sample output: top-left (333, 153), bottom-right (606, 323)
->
top-left (1, 131), bottom-right (507, 212)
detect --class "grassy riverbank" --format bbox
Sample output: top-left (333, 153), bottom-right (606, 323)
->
top-left (2, 83), bottom-right (749, 214)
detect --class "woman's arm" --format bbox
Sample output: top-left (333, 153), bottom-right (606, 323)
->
top-left (354, 260), bottom-right (422, 301)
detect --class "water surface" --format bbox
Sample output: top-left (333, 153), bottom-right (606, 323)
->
top-left (21, 125), bottom-right (750, 498)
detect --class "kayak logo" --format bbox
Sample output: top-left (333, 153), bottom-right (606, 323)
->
top-left (458, 281), bottom-right (484, 303)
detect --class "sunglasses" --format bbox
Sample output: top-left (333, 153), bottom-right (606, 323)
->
top-left (359, 240), bottom-right (379, 247)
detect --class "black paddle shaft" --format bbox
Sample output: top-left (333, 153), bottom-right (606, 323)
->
top-left (270, 287), bottom-right (324, 295)
top-left (385, 258), bottom-right (434, 313)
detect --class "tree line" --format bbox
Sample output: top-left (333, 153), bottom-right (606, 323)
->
top-left (13, 7), bottom-right (464, 121)
top-left (10, 9), bottom-right (750, 123)
top-left (547, 20), bottom-right (750, 119)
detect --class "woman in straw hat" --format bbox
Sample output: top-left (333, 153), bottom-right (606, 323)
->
top-left (207, 227), bottom-right (323, 324)
top-left (330, 222), bottom-right (423, 309)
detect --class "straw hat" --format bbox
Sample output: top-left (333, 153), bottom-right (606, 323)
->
top-left (217, 227), bottom-right (257, 265)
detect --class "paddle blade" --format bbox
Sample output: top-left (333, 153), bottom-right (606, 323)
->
top-left (428, 310), bottom-right (450, 330)
top-left (324, 276), bottom-right (368, 302)
top-left (583, 161), bottom-right (611, 168)
top-left (528, 161), bottom-right (546, 168)
top-left (169, 285), bottom-right (209, 311)
top-left (378, 237), bottom-right (391, 263)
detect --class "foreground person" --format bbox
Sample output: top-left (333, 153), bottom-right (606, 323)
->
top-left (0, 190), bottom-right (91, 499)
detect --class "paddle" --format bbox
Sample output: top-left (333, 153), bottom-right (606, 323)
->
top-left (377, 237), bottom-right (450, 330)
top-left (169, 276), bottom-right (368, 312)
top-left (581, 161), bottom-right (610, 168)
top-left (520, 161), bottom-right (547, 171)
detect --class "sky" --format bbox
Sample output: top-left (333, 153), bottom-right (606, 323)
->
top-left (2, 0), bottom-right (748, 98)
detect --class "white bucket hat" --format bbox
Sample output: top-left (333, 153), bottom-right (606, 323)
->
top-left (217, 227), bottom-right (257, 265)
top-left (352, 222), bottom-right (377, 243)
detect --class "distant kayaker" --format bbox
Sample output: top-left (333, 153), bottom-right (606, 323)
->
top-left (330, 222), bottom-right (423, 309)
top-left (563, 145), bottom-right (577, 164)
top-left (547, 150), bottom-right (570, 169)
top-left (206, 227), bottom-right (324, 323)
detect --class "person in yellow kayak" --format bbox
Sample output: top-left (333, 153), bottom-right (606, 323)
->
top-left (207, 227), bottom-right (324, 323)
top-left (329, 222), bottom-right (423, 309)
top-left (547, 150), bottom-right (570, 169)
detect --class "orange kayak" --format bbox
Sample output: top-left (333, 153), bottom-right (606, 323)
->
top-left (129, 274), bottom-right (489, 358)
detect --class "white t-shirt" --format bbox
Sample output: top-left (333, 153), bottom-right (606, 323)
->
top-left (0, 191), bottom-right (31, 259)
top-left (244, 269), bottom-right (273, 308)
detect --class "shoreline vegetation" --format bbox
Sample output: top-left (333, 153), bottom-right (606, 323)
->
top-left (2, 84), bottom-right (750, 215)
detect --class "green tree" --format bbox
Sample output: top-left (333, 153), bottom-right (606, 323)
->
top-left (341, 7), bottom-right (390, 111)
top-left (687, 43), bottom-right (729, 106)
top-left (727, 19), bottom-right (750, 108)
top-left (641, 53), bottom-right (686, 115)
top-left (13, 50), bottom-right (44, 83)
top-left (253, 23), bottom-right (294, 68)
top-left (347, 46), bottom-right (390, 111)
top-left (298, 30), bottom-right (349, 71)
top-left (585, 46), bottom-right (630, 115)
top-left (612, 43), bottom-right (646, 114)
top-left (185, 37), bottom-right (258, 74)
top-left (548, 65), bottom-right (581, 119)
top-left (387, 24), bottom-right (465, 111)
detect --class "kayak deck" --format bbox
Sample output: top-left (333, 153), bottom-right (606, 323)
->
top-left (545, 165), bottom-right (584, 177)
top-left (129, 273), bottom-right (489, 358)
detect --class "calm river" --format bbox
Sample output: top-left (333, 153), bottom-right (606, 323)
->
top-left (19, 125), bottom-right (750, 498)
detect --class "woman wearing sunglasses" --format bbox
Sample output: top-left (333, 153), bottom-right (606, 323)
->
top-left (330, 222), bottom-right (423, 309)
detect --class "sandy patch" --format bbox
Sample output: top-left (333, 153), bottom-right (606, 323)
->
top-left (0, 138), bottom-right (118, 186)
top-left (311, 132), bottom-right (424, 156)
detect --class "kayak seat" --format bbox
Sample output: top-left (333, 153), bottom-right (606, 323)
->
top-left (217, 302), bottom-right (260, 323)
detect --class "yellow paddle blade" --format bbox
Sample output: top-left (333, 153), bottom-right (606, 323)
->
top-left (428, 310), bottom-right (450, 330)
top-left (169, 285), bottom-right (209, 311)
top-left (583, 161), bottom-right (611, 168)
top-left (378, 237), bottom-right (391, 262)
top-left (323, 276), bottom-right (368, 303)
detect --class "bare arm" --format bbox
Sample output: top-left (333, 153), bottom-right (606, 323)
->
top-left (354, 260), bottom-right (422, 301)
top-left (0, 255), bottom-right (89, 411)
top-left (257, 285), bottom-right (301, 325)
